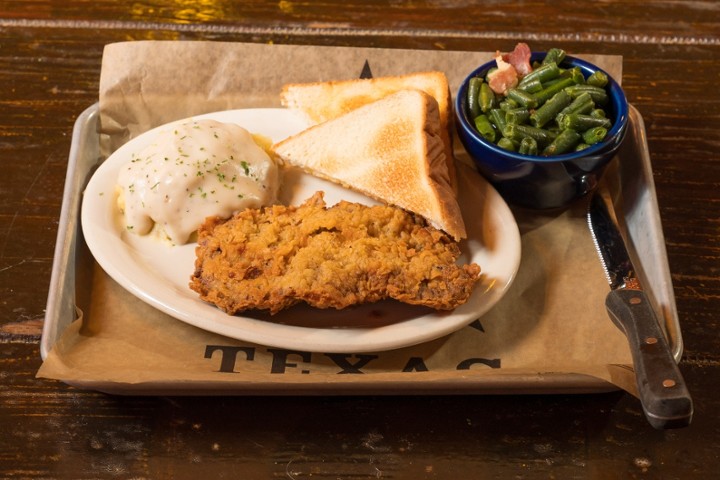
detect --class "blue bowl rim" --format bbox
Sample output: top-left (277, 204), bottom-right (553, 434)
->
top-left (455, 52), bottom-right (629, 164)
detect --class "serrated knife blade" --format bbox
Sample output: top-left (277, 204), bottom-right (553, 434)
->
top-left (587, 192), bottom-right (692, 429)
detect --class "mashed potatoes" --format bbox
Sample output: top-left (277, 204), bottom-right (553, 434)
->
top-left (116, 119), bottom-right (279, 245)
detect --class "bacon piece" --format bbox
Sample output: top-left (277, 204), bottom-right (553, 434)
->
top-left (503, 42), bottom-right (533, 77)
top-left (487, 52), bottom-right (518, 95)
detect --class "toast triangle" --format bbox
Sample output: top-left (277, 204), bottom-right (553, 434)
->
top-left (272, 89), bottom-right (466, 240)
top-left (280, 71), bottom-right (456, 189)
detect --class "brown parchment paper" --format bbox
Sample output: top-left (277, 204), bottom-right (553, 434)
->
top-left (38, 41), bottom-right (636, 395)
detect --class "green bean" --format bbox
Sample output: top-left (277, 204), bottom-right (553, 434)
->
top-left (497, 137), bottom-right (518, 151)
top-left (564, 84), bottom-right (609, 105)
top-left (467, 76), bottom-right (482, 118)
top-left (506, 88), bottom-right (539, 109)
top-left (488, 108), bottom-right (507, 132)
top-left (530, 90), bottom-right (572, 128)
top-left (505, 107), bottom-right (531, 125)
top-left (546, 124), bottom-right (561, 134)
top-left (575, 143), bottom-right (590, 152)
top-left (518, 62), bottom-right (560, 87)
top-left (582, 126), bottom-right (608, 145)
top-left (587, 70), bottom-right (609, 88)
top-left (534, 77), bottom-right (576, 105)
top-left (518, 136), bottom-right (539, 155)
top-left (542, 48), bottom-right (566, 66)
top-left (540, 78), bottom-right (563, 88)
top-left (502, 123), bottom-right (557, 147)
top-left (559, 66), bottom-right (586, 85)
top-left (542, 128), bottom-right (582, 155)
top-left (556, 92), bottom-right (594, 124)
top-left (517, 77), bottom-right (543, 93)
top-left (474, 114), bottom-right (496, 143)
top-left (479, 82), bottom-right (496, 113)
top-left (499, 99), bottom-right (518, 111)
top-left (590, 108), bottom-right (606, 119)
top-left (560, 113), bottom-right (612, 131)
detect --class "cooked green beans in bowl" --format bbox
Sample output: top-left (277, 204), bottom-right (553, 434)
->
top-left (455, 44), bottom-right (629, 209)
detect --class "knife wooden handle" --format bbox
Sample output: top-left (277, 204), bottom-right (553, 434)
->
top-left (605, 289), bottom-right (693, 429)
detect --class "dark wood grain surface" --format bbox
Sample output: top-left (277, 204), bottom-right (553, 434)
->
top-left (1, 1), bottom-right (719, 478)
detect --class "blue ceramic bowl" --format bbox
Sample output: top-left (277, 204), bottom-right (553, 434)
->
top-left (455, 53), bottom-right (629, 209)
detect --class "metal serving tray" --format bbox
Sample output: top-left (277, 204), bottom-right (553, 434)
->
top-left (40, 103), bottom-right (683, 394)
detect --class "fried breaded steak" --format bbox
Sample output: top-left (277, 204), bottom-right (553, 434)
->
top-left (189, 192), bottom-right (481, 315)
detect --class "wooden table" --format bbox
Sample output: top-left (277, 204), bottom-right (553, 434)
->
top-left (2, 1), bottom-right (718, 477)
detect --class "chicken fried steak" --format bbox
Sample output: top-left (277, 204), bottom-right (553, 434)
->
top-left (190, 192), bottom-right (481, 315)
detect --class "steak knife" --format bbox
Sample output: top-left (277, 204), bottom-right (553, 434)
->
top-left (587, 192), bottom-right (693, 429)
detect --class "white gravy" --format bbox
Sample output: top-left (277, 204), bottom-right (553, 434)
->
top-left (116, 119), bottom-right (278, 244)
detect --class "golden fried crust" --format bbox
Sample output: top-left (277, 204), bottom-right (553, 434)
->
top-left (189, 192), bottom-right (481, 315)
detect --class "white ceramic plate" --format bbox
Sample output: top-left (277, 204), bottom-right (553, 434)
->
top-left (81, 108), bottom-right (521, 353)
